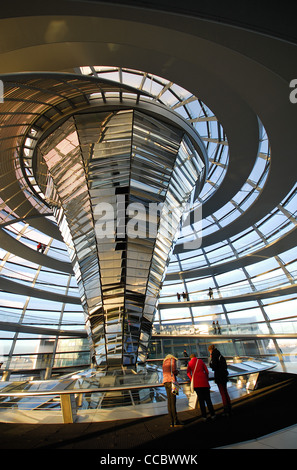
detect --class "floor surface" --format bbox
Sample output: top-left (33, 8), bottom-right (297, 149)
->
top-left (0, 370), bottom-right (296, 457)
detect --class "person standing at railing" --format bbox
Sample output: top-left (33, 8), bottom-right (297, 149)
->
top-left (162, 354), bottom-right (183, 428)
top-left (208, 344), bottom-right (232, 417)
top-left (187, 353), bottom-right (216, 421)
top-left (37, 242), bottom-right (46, 253)
top-left (216, 321), bottom-right (221, 334)
top-left (183, 349), bottom-right (189, 366)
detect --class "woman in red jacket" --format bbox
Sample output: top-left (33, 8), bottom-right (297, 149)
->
top-left (187, 353), bottom-right (216, 421)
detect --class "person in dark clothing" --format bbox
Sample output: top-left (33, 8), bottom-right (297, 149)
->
top-left (208, 344), bottom-right (232, 416)
top-left (183, 348), bottom-right (189, 366)
top-left (216, 321), bottom-right (221, 334)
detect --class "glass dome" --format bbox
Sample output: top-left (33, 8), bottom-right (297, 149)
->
top-left (0, 66), bottom-right (296, 375)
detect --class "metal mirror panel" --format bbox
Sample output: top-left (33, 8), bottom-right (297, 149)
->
top-left (36, 109), bottom-right (204, 366)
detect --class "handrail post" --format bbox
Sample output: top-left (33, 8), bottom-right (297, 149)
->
top-left (76, 392), bottom-right (83, 407)
top-left (1, 370), bottom-right (11, 381)
top-left (44, 367), bottom-right (52, 380)
top-left (40, 368), bottom-right (52, 380)
top-left (60, 393), bottom-right (77, 423)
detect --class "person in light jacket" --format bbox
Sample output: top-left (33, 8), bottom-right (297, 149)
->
top-left (162, 354), bottom-right (183, 427)
top-left (187, 353), bottom-right (216, 421)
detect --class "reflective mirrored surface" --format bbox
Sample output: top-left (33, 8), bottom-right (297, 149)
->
top-left (36, 106), bottom-right (205, 366)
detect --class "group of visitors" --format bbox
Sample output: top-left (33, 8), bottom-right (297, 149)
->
top-left (212, 320), bottom-right (221, 334)
top-left (176, 287), bottom-right (214, 302)
top-left (162, 344), bottom-right (232, 427)
top-left (36, 242), bottom-right (46, 253)
top-left (176, 292), bottom-right (189, 301)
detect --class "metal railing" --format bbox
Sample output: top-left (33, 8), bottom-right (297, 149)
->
top-left (160, 270), bottom-right (297, 302)
top-left (0, 382), bottom-right (168, 424)
top-left (152, 320), bottom-right (297, 337)
top-left (0, 357), bottom-right (276, 424)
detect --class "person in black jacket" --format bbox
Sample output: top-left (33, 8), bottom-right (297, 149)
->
top-left (208, 344), bottom-right (232, 416)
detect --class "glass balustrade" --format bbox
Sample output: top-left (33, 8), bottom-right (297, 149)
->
top-left (160, 270), bottom-right (297, 302)
top-left (152, 320), bottom-right (297, 336)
